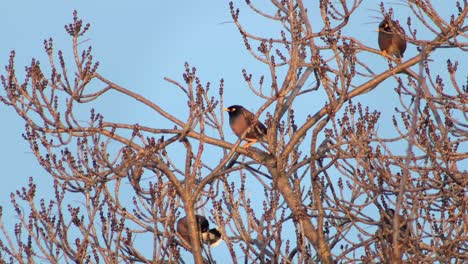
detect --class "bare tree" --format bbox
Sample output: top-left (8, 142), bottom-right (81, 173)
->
top-left (1, 1), bottom-right (467, 263)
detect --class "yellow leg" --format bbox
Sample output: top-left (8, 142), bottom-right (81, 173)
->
top-left (396, 54), bottom-right (403, 63)
top-left (243, 140), bottom-right (257, 149)
top-left (381, 50), bottom-right (388, 57)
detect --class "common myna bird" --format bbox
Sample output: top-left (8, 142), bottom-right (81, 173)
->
top-left (224, 105), bottom-right (267, 149)
top-left (377, 208), bottom-right (414, 258)
top-left (176, 215), bottom-right (222, 247)
top-left (379, 209), bottom-right (411, 246)
top-left (378, 19), bottom-right (407, 58)
top-left (380, 209), bottom-right (409, 236)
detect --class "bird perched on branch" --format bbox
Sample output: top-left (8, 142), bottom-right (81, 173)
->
top-left (380, 208), bottom-right (410, 238)
top-left (224, 105), bottom-right (267, 149)
top-left (378, 19), bottom-right (407, 58)
top-left (176, 215), bottom-right (222, 247)
top-left (377, 208), bottom-right (414, 258)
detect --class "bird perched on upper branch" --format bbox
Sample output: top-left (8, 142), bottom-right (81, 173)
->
top-left (224, 105), bottom-right (267, 149)
top-left (378, 19), bottom-right (407, 58)
top-left (176, 215), bottom-right (222, 247)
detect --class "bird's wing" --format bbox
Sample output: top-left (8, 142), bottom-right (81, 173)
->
top-left (243, 110), bottom-right (267, 136)
top-left (241, 108), bottom-right (256, 126)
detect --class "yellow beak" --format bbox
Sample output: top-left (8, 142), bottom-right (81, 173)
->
top-left (223, 108), bottom-right (230, 112)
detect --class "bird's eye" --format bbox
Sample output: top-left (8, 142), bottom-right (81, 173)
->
top-left (232, 108), bottom-right (236, 111)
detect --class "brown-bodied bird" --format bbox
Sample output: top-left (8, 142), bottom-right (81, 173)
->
top-left (380, 209), bottom-right (410, 237)
top-left (176, 215), bottom-right (222, 247)
top-left (378, 19), bottom-right (407, 58)
top-left (377, 208), bottom-right (414, 258)
top-left (224, 105), bottom-right (267, 149)
top-left (379, 209), bottom-right (411, 247)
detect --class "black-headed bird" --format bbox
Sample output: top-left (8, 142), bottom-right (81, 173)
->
top-left (224, 105), bottom-right (267, 149)
top-left (378, 19), bottom-right (407, 58)
top-left (176, 215), bottom-right (222, 247)
top-left (377, 208), bottom-right (414, 259)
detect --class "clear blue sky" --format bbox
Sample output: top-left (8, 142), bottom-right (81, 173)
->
top-left (1, 0), bottom-right (465, 261)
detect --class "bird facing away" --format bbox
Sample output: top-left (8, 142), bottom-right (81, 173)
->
top-left (378, 19), bottom-right (407, 58)
top-left (224, 105), bottom-right (267, 149)
top-left (176, 215), bottom-right (222, 247)
top-left (378, 209), bottom-right (412, 246)
top-left (378, 208), bottom-right (414, 257)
